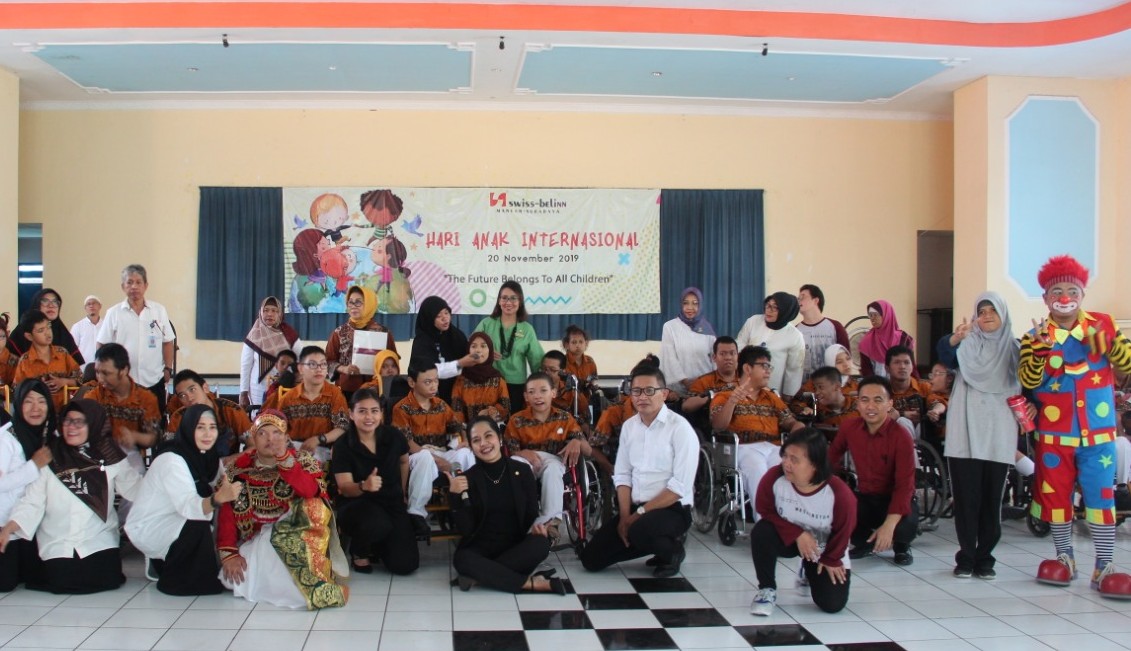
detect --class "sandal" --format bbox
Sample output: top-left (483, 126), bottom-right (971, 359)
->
top-left (351, 557), bottom-right (374, 574)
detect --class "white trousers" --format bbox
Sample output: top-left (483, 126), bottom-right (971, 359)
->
top-left (512, 451), bottom-right (566, 525)
top-left (406, 447), bottom-right (476, 517)
top-left (219, 524), bottom-right (306, 609)
top-left (736, 441), bottom-right (782, 521)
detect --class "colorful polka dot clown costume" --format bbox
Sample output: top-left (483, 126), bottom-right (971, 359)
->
top-left (1020, 254), bottom-right (1131, 599)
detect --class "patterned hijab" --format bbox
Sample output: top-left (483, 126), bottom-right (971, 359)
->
top-left (244, 296), bottom-right (300, 382)
top-left (49, 399), bottom-right (126, 521)
top-left (677, 287), bottom-right (716, 336)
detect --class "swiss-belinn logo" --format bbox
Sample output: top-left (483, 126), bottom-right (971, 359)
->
top-left (489, 192), bottom-right (507, 207)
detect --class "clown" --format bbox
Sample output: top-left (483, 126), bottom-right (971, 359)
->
top-left (1020, 254), bottom-right (1131, 599)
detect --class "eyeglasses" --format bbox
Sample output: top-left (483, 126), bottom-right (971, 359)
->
top-left (62, 417), bottom-right (88, 428)
top-left (628, 387), bottom-right (664, 396)
top-left (346, 299), bottom-right (364, 308)
top-left (39, 299), bottom-right (61, 307)
top-left (753, 362), bottom-right (774, 371)
top-left (764, 303), bottom-right (779, 311)
top-left (303, 362), bottom-right (329, 370)
top-left (499, 296), bottom-right (520, 303)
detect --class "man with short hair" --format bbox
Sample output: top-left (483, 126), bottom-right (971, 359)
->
top-left (96, 264), bottom-right (175, 412)
top-left (274, 346), bottom-right (349, 463)
top-left (886, 345), bottom-right (946, 433)
top-left (797, 284), bottom-right (850, 382)
top-left (711, 346), bottom-right (803, 517)
top-left (682, 337), bottom-right (740, 429)
top-left (579, 364), bottom-right (698, 578)
top-left (830, 376), bottom-right (918, 566)
top-left (69, 295), bottom-right (102, 368)
top-left (806, 365), bottom-right (859, 432)
top-left (78, 342), bottom-right (160, 473)
top-left (167, 369), bottom-right (252, 458)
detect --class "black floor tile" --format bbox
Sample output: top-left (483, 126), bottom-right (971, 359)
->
top-left (453, 630), bottom-right (529, 651)
top-left (595, 627), bottom-right (678, 650)
top-left (626, 577), bottom-right (697, 593)
top-left (650, 607), bottom-right (730, 628)
top-left (827, 643), bottom-right (907, 651)
top-left (519, 610), bottom-right (593, 630)
top-left (577, 593), bottom-right (649, 610)
top-left (734, 623), bottom-right (821, 646)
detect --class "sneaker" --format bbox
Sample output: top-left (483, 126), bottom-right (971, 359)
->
top-left (796, 562), bottom-right (810, 590)
top-left (953, 566), bottom-right (973, 579)
top-left (893, 551), bottom-right (914, 566)
top-left (848, 545), bottom-right (873, 560)
top-left (974, 568), bottom-right (996, 580)
top-left (750, 587), bottom-right (777, 616)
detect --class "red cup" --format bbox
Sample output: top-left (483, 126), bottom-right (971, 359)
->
top-left (1007, 394), bottom-right (1036, 433)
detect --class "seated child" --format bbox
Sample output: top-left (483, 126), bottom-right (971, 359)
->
top-left (541, 350), bottom-right (589, 425)
top-left (391, 366), bottom-right (471, 535)
top-left (562, 325), bottom-right (603, 398)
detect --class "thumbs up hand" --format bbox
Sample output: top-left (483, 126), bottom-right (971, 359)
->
top-left (361, 468), bottom-right (382, 493)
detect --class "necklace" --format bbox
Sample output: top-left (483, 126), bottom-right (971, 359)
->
top-left (499, 323), bottom-right (516, 358)
top-left (484, 462), bottom-right (507, 485)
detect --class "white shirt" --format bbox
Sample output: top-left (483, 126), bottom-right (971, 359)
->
top-left (735, 315), bottom-right (805, 397)
top-left (97, 299), bottom-right (175, 387)
top-left (10, 459), bottom-right (143, 560)
top-left (0, 424), bottom-right (41, 522)
top-left (614, 405), bottom-right (699, 506)
top-left (659, 318), bottom-right (716, 390)
top-left (240, 339), bottom-right (304, 407)
top-left (70, 317), bottom-right (101, 366)
top-left (124, 452), bottom-right (211, 560)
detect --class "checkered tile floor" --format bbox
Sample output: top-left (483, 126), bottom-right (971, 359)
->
top-left (1, 516), bottom-right (1131, 650)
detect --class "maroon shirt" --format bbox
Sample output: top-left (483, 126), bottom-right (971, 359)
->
top-left (829, 416), bottom-right (916, 516)
top-left (755, 465), bottom-right (856, 568)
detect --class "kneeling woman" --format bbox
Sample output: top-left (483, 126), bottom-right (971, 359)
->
top-left (125, 404), bottom-right (244, 595)
top-left (448, 417), bottom-right (565, 594)
top-left (0, 399), bottom-right (143, 594)
top-left (749, 428), bottom-right (856, 617)
top-left (217, 410), bottom-right (349, 609)
top-left (331, 388), bottom-right (418, 575)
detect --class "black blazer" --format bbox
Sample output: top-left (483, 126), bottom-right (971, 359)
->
top-left (450, 458), bottom-right (539, 546)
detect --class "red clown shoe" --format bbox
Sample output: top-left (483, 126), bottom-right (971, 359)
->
top-left (1036, 553), bottom-right (1075, 586)
top-left (1093, 563), bottom-right (1131, 600)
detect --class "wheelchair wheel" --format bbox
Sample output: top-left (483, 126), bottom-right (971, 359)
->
top-left (718, 512), bottom-right (737, 546)
top-left (915, 440), bottom-right (949, 531)
top-left (1027, 515), bottom-right (1051, 537)
top-left (563, 460), bottom-right (602, 547)
top-left (692, 445), bottom-right (717, 533)
top-left (581, 459), bottom-right (604, 538)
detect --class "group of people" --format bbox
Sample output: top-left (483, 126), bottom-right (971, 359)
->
top-left (0, 253), bottom-right (1129, 618)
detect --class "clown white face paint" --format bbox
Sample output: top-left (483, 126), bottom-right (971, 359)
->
top-left (1044, 282), bottom-right (1083, 318)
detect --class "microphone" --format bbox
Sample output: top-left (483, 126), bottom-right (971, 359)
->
top-left (451, 462), bottom-right (469, 504)
top-left (559, 371), bottom-right (578, 390)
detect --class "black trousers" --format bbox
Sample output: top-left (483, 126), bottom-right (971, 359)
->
top-left (579, 503), bottom-right (691, 572)
top-left (0, 538), bottom-right (42, 592)
top-left (947, 457), bottom-right (1009, 571)
top-left (454, 534), bottom-right (551, 593)
top-left (147, 379), bottom-right (168, 420)
top-left (153, 520), bottom-right (223, 596)
top-left (27, 548), bottom-right (124, 595)
top-left (336, 500), bottom-right (419, 575)
top-left (851, 493), bottom-right (919, 553)
top-left (749, 519), bottom-right (850, 613)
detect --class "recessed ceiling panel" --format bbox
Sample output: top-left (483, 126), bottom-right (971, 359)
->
top-left (519, 46), bottom-right (951, 102)
top-left (31, 42), bottom-right (472, 93)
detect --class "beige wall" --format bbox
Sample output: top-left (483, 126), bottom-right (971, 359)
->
top-left (0, 69), bottom-right (17, 312)
top-left (18, 109), bottom-right (952, 374)
top-left (953, 75), bottom-right (1130, 337)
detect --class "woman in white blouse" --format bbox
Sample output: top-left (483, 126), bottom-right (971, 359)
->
top-left (0, 381), bottom-right (55, 591)
top-left (0, 399), bottom-right (143, 594)
top-left (125, 404), bottom-right (244, 595)
top-left (660, 287), bottom-right (717, 393)
top-left (239, 296), bottom-right (300, 410)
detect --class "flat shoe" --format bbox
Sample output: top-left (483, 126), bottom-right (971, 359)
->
top-left (351, 559), bottom-right (374, 574)
top-left (548, 577), bottom-right (567, 596)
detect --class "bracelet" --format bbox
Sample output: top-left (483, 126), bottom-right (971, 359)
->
top-left (220, 553), bottom-right (242, 564)
top-left (209, 494), bottom-right (219, 509)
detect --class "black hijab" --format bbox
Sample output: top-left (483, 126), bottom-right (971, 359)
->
top-left (11, 380), bottom-right (56, 460)
top-left (7, 288), bottom-right (84, 365)
top-left (410, 296), bottom-right (469, 369)
top-left (765, 291), bottom-right (800, 331)
top-left (50, 399), bottom-right (127, 521)
top-left (155, 404), bottom-right (220, 498)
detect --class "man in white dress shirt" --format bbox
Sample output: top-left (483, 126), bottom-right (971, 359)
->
top-left (97, 264), bottom-right (175, 413)
top-left (69, 295), bottom-right (102, 370)
top-left (578, 363), bottom-right (699, 578)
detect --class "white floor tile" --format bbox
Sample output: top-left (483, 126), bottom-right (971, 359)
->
top-left (450, 590), bottom-right (517, 611)
top-left (376, 630), bottom-right (453, 651)
top-left (778, 602), bottom-right (861, 624)
top-left (995, 614), bottom-right (1090, 636)
top-left (847, 600), bottom-right (924, 620)
top-left (312, 609), bottom-right (384, 631)
top-left (963, 597), bottom-right (1048, 616)
top-left (172, 609), bottom-right (251, 629)
top-left (77, 627), bottom-right (165, 650)
top-left (5, 624), bottom-right (97, 648)
top-left (665, 625), bottom-right (750, 648)
top-left (241, 610), bottom-right (317, 630)
top-left (380, 610), bottom-right (452, 631)
top-left (799, 620), bottom-right (888, 644)
top-left (0, 606), bottom-right (51, 626)
top-left (35, 607), bottom-right (118, 628)
top-left (1033, 633), bottom-right (1130, 651)
top-left (869, 618), bottom-right (957, 641)
top-left (384, 595), bottom-right (452, 612)
top-left (514, 593), bottom-right (583, 611)
top-left (965, 637), bottom-right (1054, 651)
top-left (523, 629), bottom-right (604, 651)
top-left (301, 630), bottom-right (380, 651)
top-left (153, 628), bottom-right (238, 651)
top-left (102, 608), bottom-right (185, 628)
top-left (933, 616), bottom-right (1024, 638)
top-left (0, 625), bottom-right (26, 646)
top-left (227, 628), bottom-right (308, 651)
top-left (451, 609), bottom-right (523, 631)
top-left (637, 591), bottom-right (711, 609)
top-left (898, 642), bottom-right (979, 651)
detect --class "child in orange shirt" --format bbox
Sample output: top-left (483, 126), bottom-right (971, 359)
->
top-left (0, 313), bottom-right (13, 386)
top-left (12, 310), bottom-right (81, 411)
top-left (541, 351), bottom-right (589, 425)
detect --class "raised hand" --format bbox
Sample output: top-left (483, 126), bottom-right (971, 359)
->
top-left (950, 317), bottom-right (971, 345)
top-left (445, 470), bottom-right (468, 495)
top-left (1031, 318), bottom-right (1054, 346)
top-left (214, 471), bottom-right (244, 504)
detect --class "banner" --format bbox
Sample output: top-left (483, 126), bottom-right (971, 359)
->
top-left (283, 187), bottom-right (660, 315)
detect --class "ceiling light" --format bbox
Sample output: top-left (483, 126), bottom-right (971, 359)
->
top-left (187, 67), bottom-right (198, 72)
top-left (328, 66), bottom-right (337, 71)
top-left (651, 71), bottom-right (662, 77)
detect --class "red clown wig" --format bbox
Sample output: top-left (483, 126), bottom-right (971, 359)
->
top-left (1037, 254), bottom-right (1090, 291)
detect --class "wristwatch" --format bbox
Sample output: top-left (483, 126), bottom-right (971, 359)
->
top-left (636, 505), bottom-right (647, 516)
top-left (318, 434), bottom-right (328, 446)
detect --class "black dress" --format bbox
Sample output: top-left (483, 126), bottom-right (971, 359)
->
top-left (450, 457), bottom-right (550, 592)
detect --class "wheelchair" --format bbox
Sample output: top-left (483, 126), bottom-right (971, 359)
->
top-left (914, 438), bottom-right (950, 532)
top-left (561, 456), bottom-right (604, 550)
top-left (692, 431), bottom-right (751, 546)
